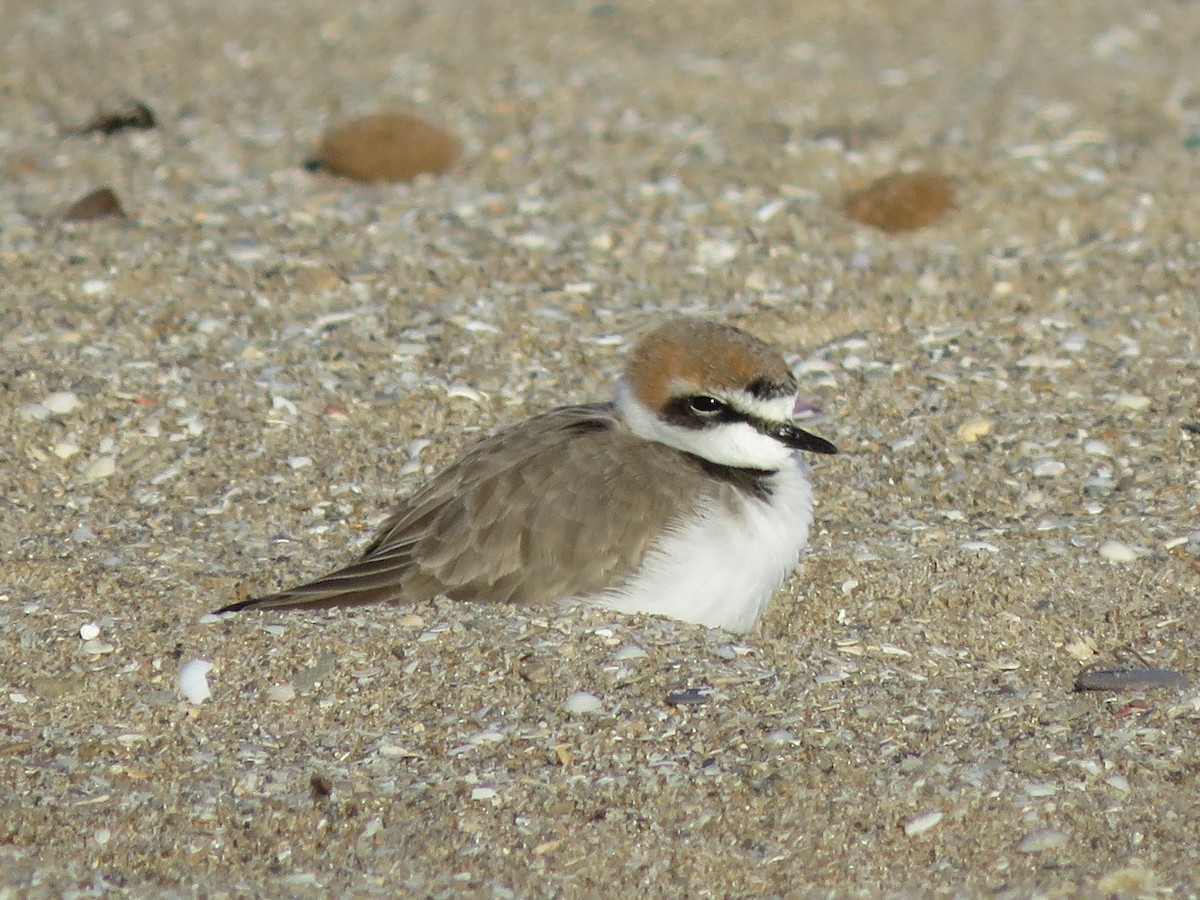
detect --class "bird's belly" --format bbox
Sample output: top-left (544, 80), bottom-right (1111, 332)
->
top-left (584, 465), bottom-right (814, 633)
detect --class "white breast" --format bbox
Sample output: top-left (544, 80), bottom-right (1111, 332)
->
top-left (584, 456), bottom-right (815, 633)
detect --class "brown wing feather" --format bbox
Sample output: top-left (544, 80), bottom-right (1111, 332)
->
top-left (215, 403), bottom-right (704, 614)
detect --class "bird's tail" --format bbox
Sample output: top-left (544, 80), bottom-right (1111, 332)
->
top-left (213, 554), bottom-right (419, 614)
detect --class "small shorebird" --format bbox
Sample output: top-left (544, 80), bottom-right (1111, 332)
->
top-left (216, 318), bottom-right (837, 633)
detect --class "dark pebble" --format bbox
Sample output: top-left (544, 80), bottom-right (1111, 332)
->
top-left (1074, 667), bottom-right (1190, 692)
top-left (71, 100), bottom-right (156, 136)
top-left (666, 686), bottom-right (714, 706)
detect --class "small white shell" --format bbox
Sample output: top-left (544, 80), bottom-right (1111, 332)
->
top-left (1098, 539), bottom-right (1139, 562)
top-left (267, 683), bottom-right (296, 703)
top-left (178, 659), bottom-right (214, 704)
top-left (44, 391), bottom-right (81, 415)
top-left (562, 691), bottom-right (603, 715)
top-left (903, 810), bottom-right (944, 836)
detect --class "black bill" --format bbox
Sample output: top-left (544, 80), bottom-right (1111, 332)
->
top-left (767, 421), bottom-right (838, 455)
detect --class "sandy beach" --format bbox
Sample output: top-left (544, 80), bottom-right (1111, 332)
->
top-left (2, 0), bottom-right (1198, 895)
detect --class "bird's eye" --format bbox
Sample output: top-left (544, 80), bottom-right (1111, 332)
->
top-left (687, 396), bottom-right (725, 416)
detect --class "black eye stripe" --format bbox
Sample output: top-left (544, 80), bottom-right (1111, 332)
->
top-left (658, 395), bottom-right (836, 455)
top-left (661, 397), bottom-right (751, 429)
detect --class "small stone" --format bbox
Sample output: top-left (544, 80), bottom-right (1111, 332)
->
top-left (71, 101), bottom-right (156, 136)
top-left (666, 686), bottom-right (714, 706)
top-left (267, 683), bottom-right (296, 703)
top-left (1016, 828), bottom-right (1068, 853)
top-left (903, 810), bottom-right (943, 836)
top-left (71, 524), bottom-right (97, 542)
top-left (1083, 475), bottom-right (1116, 494)
top-left (226, 239), bottom-right (268, 264)
top-left (29, 676), bottom-right (72, 700)
top-left (1098, 539), bottom-right (1139, 562)
top-left (1064, 640), bottom-right (1095, 661)
top-left (612, 644), bottom-right (647, 661)
top-left (81, 639), bottom-right (115, 655)
top-left (1113, 393), bottom-right (1150, 411)
top-left (695, 238), bottom-right (739, 267)
top-left (843, 170), bottom-right (955, 232)
top-left (1096, 865), bottom-right (1157, 894)
top-left (956, 417), bottom-right (992, 443)
top-left (292, 265), bottom-right (342, 294)
top-left (1024, 782), bottom-right (1059, 798)
top-left (83, 456), bottom-right (117, 481)
top-left (60, 187), bottom-right (128, 223)
top-left (43, 391), bottom-right (81, 415)
top-left (1074, 667), bottom-right (1189, 692)
top-left (1105, 774), bottom-right (1131, 793)
top-left (53, 442), bottom-right (81, 459)
top-left (1032, 459), bottom-right (1066, 478)
top-left (764, 729), bottom-right (796, 745)
top-left (470, 787), bottom-right (497, 801)
top-left (378, 745), bottom-right (418, 759)
top-left (178, 659), bottom-right (214, 704)
top-left (313, 112), bottom-right (460, 182)
top-left (562, 691), bottom-right (603, 715)
top-left (960, 541), bottom-right (1000, 553)
top-left (79, 623), bottom-right (100, 641)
